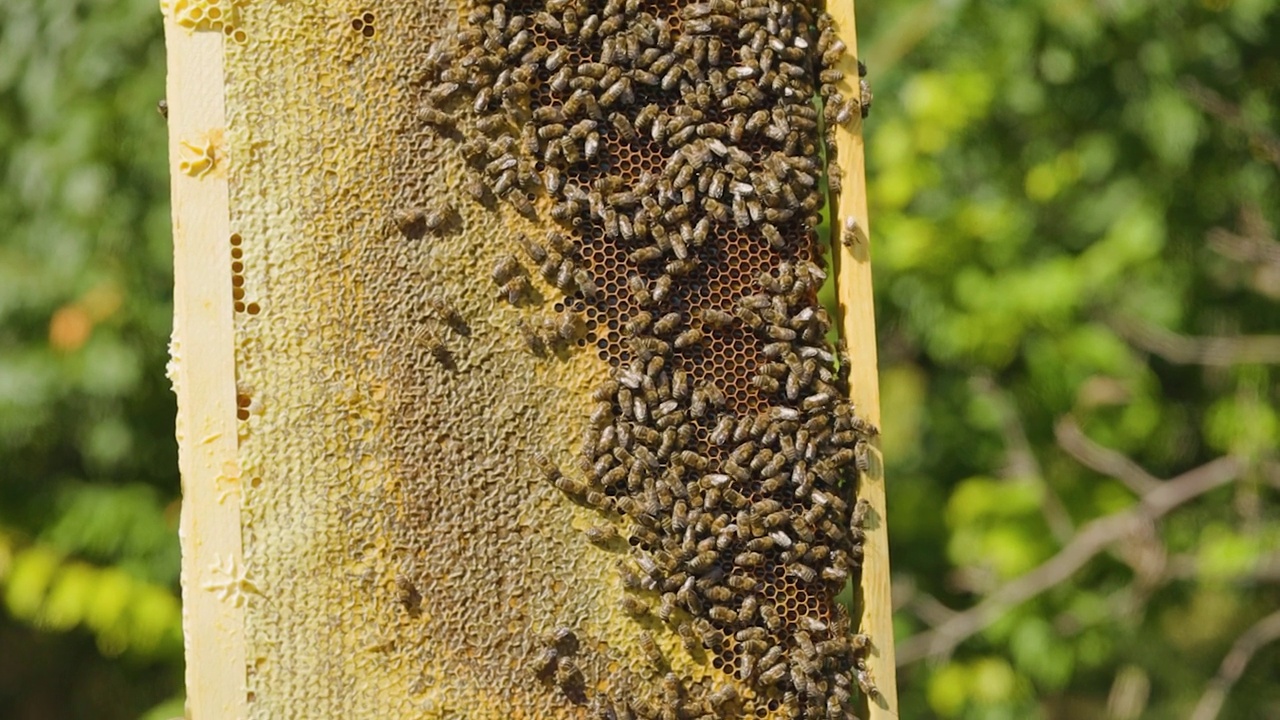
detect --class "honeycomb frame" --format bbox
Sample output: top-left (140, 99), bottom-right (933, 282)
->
top-left (166, 0), bottom-right (888, 717)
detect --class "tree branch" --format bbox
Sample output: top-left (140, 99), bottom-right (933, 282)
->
top-left (1106, 314), bottom-right (1280, 366)
top-left (896, 456), bottom-right (1243, 665)
top-left (1181, 77), bottom-right (1280, 170)
top-left (1055, 416), bottom-right (1161, 495)
top-left (1190, 608), bottom-right (1280, 720)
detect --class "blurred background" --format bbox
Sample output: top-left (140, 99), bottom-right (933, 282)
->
top-left (0, 0), bottom-right (1276, 718)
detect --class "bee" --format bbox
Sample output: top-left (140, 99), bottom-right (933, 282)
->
top-left (758, 661), bottom-right (788, 686)
top-left (426, 296), bottom-right (465, 332)
top-left (427, 81), bottom-right (460, 104)
top-left (555, 474), bottom-right (586, 496)
top-left (393, 207), bottom-right (427, 235)
top-left (621, 595), bottom-right (651, 617)
top-left (859, 77), bottom-right (874, 118)
top-left (761, 603), bottom-right (784, 632)
top-left (818, 66), bottom-right (845, 84)
top-left (639, 631), bottom-right (664, 667)
top-left (610, 112), bottom-right (638, 141)
top-left (662, 258), bottom-right (695, 277)
top-left (842, 214), bottom-right (865, 248)
top-left (687, 549), bottom-right (719, 573)
top-left (672, 328), bottom-right (702, 349)
top-left (660, 672), bottom-right (684, 706)
top-left (585, 525), bottom-right (618, 545)
top-left (533, 646), bottom-right (559, 681)
top-left (691, 308), bottom-right (732, 333)
top-left (498, 275), bottom-right (532, 304)
top-left (517, 319), bottom-right (546, 355)
top-left (675, 622), bottom-right (700, 653)
top-left (555, 260), bottom-right (578, 293)
top-left (569, 270), bottom-right (598, 301)
top-left (600, 76), bottom-right (631, 107)
top-left (738, 592), bottom-right (759, 623)
top-left (652, 274), bottom-right (673, 303)
top-left (766, 325), bottom-right (797, 341)
top-left (629, 245), bottom-right (664, 264)
top-left (851, 633), bottom-right (873, 652)
top-left (412, 325), bottom-right (451, 361)
top-left (492, 253), bottom-right (522, 285)
top-left (699, 584), bottom-right (730, 604)
top-left (789, 563), bottom-right (818, 589)
top-left (418, 105), bottom-right (458, 129)
top-left (508, 190), bottom-right (536, 218)
top-left (708, 605), bottom-right (736, 624)
top-left (650, 589), bottom-right (680, 622)
top-left (727, 574), bottom-right (757, 592)
top-left (554, 655), bottom-right (581, 688)
top-left (703, 416), bottom-right (734, 446)
top-left (462, 172), bottom-right (492, 203)
top-left (533, 451), bottom-right (562, 483)
top-left (511, 235), bottom-right (546, 266)
top-left (492, 169), bottom-right (518, 197)
top-left (617, 561), bottom-right (643, 590)
top-left (547, 626), bottom-right (580, 656)
top-left (627, 274), bottom-right (653, 306)
top-left (855, 661), bottom-right (879, 698)
top-left (851, 498), bottom-right (871, 528)
top-left (648, 311), bottom-right (682, 336)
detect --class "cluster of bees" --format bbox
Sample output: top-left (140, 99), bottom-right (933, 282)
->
top-left (418, 0), bottom-right (878, 717)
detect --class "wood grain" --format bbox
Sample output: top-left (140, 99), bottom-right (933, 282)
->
top-left (826, 2), bottom-right (900, 717)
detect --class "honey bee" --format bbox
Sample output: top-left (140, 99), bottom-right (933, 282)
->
top-left (412, 325), bottom-right (452, 361)
top-left (639, 631), bottom-right (664, 667)
top-left (669, 622), bottom-right (698, 654)
top-left (516, 319), bottom-right (545, 355)
top-left (708, 605), bottom-right (737, 624)
top-left (554, 655), bottom-right (581, 689)
top-left (555, 474), bottom-right (585, 496)
top-left (851, 498), bottom-right (871, 528)
top-left (621, 595), bottom-right (651, 617)
top-left (533, 452), bottom-right (562, 483)
top-left (555, 259), bottom-right (578, 293)
top-left (629, 245), bottom-right (664, 264)
top-left (842, 214), bottom-right (865, 248)
top-left (498, 275), bottom-right (532, 305)
top-left (419, 105), bottom-right (457, 129)
top-left (491, 253), bottom-right (522, 285)
top-left (533, 646), bottom-right (559, 681)
top-left (426, 296), bottom-right (466, 333)
top-left (655, 672), bottom-right (684, 708)
top-left (585, 525), bottom-right (617, 545)
top-left (855, 661), bottom-right (879, 698)
top-left (427, 81), bottom-right (460, 104)
top-left (627, 274), bottom-right (653, 306)
top-left (757, 660), bottom-right (788, 686)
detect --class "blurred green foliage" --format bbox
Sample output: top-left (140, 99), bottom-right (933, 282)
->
top-left (0, 0), bottom-right (182, 717)
top-left (1, 0), bottom-right (1277, 719)
top-left (860, 0), bottom-right (1280, 717)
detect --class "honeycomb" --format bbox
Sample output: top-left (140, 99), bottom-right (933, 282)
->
top-left (161, 0), bottom-right (248, 43)
top-left (418, 0), bottom-right (879, 717)
top-left (210, 0), bottom-right (874, 715)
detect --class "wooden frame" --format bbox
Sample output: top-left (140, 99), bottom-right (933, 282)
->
top-left (829, 3), bottom-right (900, 717)
top-left (164, 18), bottom-right (247, 720)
